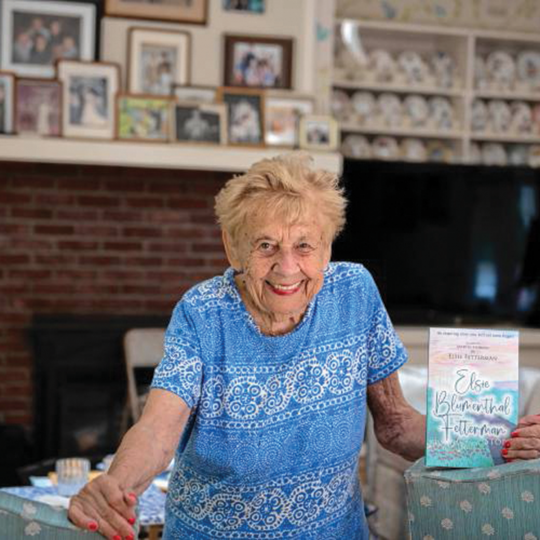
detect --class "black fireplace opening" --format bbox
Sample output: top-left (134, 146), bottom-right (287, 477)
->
top-left (30, 313), bottom-right (169, 461)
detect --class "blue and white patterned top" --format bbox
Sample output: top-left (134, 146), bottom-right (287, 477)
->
top-left (151, 262), bottom-right (407, 539)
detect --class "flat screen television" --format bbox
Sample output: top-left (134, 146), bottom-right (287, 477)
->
top-left (332, 159), bottom-right (540, 327)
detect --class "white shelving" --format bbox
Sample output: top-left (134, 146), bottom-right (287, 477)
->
top-left (334, 18), bottom-right (540, 165)
top-left (0, 136), bottom-right (343, 174)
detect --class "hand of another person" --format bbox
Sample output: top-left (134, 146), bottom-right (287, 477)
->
top-left (68, 473), bottom-right (137, 540)
top-left (503, 414), bottom-right (540, 461)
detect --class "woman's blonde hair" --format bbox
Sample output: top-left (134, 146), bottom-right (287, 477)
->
top-left (215, 152), bottom-right (347, 247)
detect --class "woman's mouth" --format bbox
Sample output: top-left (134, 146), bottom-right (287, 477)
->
top-left (266, 280), bottom-right (303, 296)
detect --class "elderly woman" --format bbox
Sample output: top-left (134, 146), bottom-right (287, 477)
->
top-left (69, 154), bottom-right (540, 540)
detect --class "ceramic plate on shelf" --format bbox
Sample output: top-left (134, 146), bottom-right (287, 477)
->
top-left (486, 51), bottom-right (516, 89)
top-left (431, 51), bottom-right (455, 89)
top-left (371, 136), bottom-right (400, 160)
top-left (351, 91), bottom-right (375, 122)
top-left (426, 140), bottom-right (453, 163)
top-left (369, 49), bottom-right (395, 83)
top-left (341, 134), bottom-right (372, 159)
top-left (398, 51), bottom-right (429, 84)
top-left (429, 97), bottom-right (454, 130)
top-left (508, 144), bottom-right (529, 166)
top-left (482, 142), bottom-right (507, 166)
top-left (377, 93), bottom-right (402, 127)
top-left (517, 50), bottom-right (540, 89)
top-left (471, 99), bottom-right (488, 131)
top-left (532, 104), bottom-right (540, 135)
top-left (404, 95), bottom-right (429, 127)
top-left (331, 89), bottom-right (352, 121)
top-left (510, 101), bottom-right (533, 134)
top-left (488, 100), bottom-right (512, 132)
top-left (529, 145), bottom-right (540, 167)
top-left (401, 138), bottom-right (427, 162)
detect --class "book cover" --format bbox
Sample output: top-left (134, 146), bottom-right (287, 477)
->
top-left (426, 327), bottom-right (519, 468)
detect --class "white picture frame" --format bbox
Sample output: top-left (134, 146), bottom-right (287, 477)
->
top-left (0, 0), bottom-right (96, 78)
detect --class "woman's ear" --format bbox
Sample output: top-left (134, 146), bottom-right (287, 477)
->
top-left (222, 230), bottom-right (242, 272)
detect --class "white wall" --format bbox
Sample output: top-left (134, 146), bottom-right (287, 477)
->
top-left (101, 0), bottom-right (317, 93)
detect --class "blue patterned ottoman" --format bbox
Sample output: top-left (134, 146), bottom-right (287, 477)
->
top-left (404, 458), bottom-right (540, 540)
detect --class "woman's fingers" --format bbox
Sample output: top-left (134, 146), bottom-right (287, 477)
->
top-left (517, 414), bottom-right (540, 428)
top-left (67, 475), bottom-right (136, 540)
top-left (503, 418), bottom-right (540, 461)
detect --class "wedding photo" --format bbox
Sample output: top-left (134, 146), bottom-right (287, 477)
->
top-left (174, 103), bottom-right (226, 144)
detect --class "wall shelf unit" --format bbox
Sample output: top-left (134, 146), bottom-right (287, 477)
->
top-left (0, 136), bottom-right (343, 174)
top-left (333, 18), bottom-right (540, 166)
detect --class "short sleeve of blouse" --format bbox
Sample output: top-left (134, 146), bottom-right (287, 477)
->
top-left (150, 300), bottom-right (203, 408)
top-left (364, 270), bottom-right (408, 385)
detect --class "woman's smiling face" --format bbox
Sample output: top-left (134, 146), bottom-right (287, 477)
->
top-left (225, 208), bottom-right (332, 329)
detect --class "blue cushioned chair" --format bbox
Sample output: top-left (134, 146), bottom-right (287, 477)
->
top-left (405, 457), bottom-right (540, 540)
top-left (0, 490), bottom-right (139, 539)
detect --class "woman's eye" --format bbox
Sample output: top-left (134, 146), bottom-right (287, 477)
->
top-left (259, 242), bottom-right (273, 251)
top-left (297, 243), bottom-right (313, 251)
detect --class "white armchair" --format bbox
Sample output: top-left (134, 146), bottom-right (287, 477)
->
top-left (364, 365), bottom-right (540, 540)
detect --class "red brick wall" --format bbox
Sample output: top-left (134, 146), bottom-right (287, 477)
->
top-left (0, 161), bottom-right (230, 427)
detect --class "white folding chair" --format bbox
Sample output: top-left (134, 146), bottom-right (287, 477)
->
top-left (123, 328), bottom-right (166, 424)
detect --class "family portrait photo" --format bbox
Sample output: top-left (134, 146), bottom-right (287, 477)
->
top-left (128, 28), bottom-right (190, 96)
top-left (299, 115), bottom-right (339, 151)
top-left (15, 79), bottom-right (62, 136)
top-left (1, 0), bottom-right (95, 78)
top-left (117, 95), bottom-right (172, 142)
top-left (219, 87), bottom-right (264, 146)
top-left (174, 103), bottom-right (226, 144)
top-left (0, 73), bottom-right (15, 134)
top-left (224, 35), bottom-right (293, 89)
top-left (105, 0), bottom-right (207, 24)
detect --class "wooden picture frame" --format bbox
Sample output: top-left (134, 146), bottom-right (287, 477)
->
top-left (217, 86), bottom-right (265, 147)
top-left (173, 102), bottom-right (227, 145)
top-left (128, 27), bottom-right (191, 96)
top-left (299, 115), bottom-right (339, 151)
top-left (264, 92), bottom-right (315, 147)
top-left (15, 78), bottom-right (62, 136)
top-left (0, 71), bottom-right (16, 134)
top-left (173, 84), bottom-right (217, 104)
top-left (0, 0), bottom-right (96, 78)
top-left (57, 60), bottom-right (120, 140)
top-left (105, 0), bottom-right (208, 25)
top-left (116, 93), bottom-right (173, 142)
top-left (223, 34), bottom-right (293, 89)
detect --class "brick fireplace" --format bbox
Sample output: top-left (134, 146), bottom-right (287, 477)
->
top-left (0, 161), bottom-right (230, 435)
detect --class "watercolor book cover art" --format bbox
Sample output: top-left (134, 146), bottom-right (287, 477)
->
top-left (426, 327), bottom-right (519, 468)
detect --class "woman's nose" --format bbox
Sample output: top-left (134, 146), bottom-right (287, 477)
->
top-left (273, 249), bottom-right (299, 274)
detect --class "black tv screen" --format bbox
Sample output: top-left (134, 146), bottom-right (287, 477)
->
top-left (332, 159), bottom-right (540, 327)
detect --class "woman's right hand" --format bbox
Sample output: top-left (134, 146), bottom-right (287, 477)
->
top-left (68, 473), bottom-right (137, 540)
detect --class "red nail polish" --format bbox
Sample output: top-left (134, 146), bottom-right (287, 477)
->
top-left (128, 516), bottom-right (136, 525)
top-left (511, 431), bottom-right (519, 437)
top-left (126, 535), bottom-right (134, 540)
top-left (504, 441), bottom-right (511, 448)
top-left (502, 448), bottom-right (508, 456)
top-left (113, 535), bottom-right (121, 540)
top-left (87, 521), bottom-right (98, 532)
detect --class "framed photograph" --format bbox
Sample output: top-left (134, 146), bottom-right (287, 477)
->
top-left (218, 87), bottom-right (264, 146)
top-left (117, 94), bottom-right (173, 142)
top-left (173, 102), bottom-right (227, 145)
top-left (299, 115), bottom-right (339, 151)
top-left (173, 84), bottom-right (216, 104)
top-left (128, 28), bottom-right (190, 96)
top-left (105, 0), bottom-right (207, 25)
top-left (224, 34), bottom-right (293, 89)
top-left (0, 71), bottom-right (16, 134)
top-left (0, 0), bottom-right (96, 78)
top-left (223, 0), bottom-right (265, 14)
top-left (15, 78), bottom-right (62, 136)
top-left (57, 60), bottom-right (120, 140)
top-left (265, 93), bottom-right (314, 147)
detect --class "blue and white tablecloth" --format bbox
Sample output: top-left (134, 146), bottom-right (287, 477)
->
top-left (1, 483), bottom-right (166, 526)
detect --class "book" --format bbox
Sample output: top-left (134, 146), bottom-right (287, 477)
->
top-left (425, 327), bottom-right (519, 468)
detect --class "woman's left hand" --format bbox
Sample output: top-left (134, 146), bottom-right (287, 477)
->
top-left (503, 414), bottom-right (540, 461)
